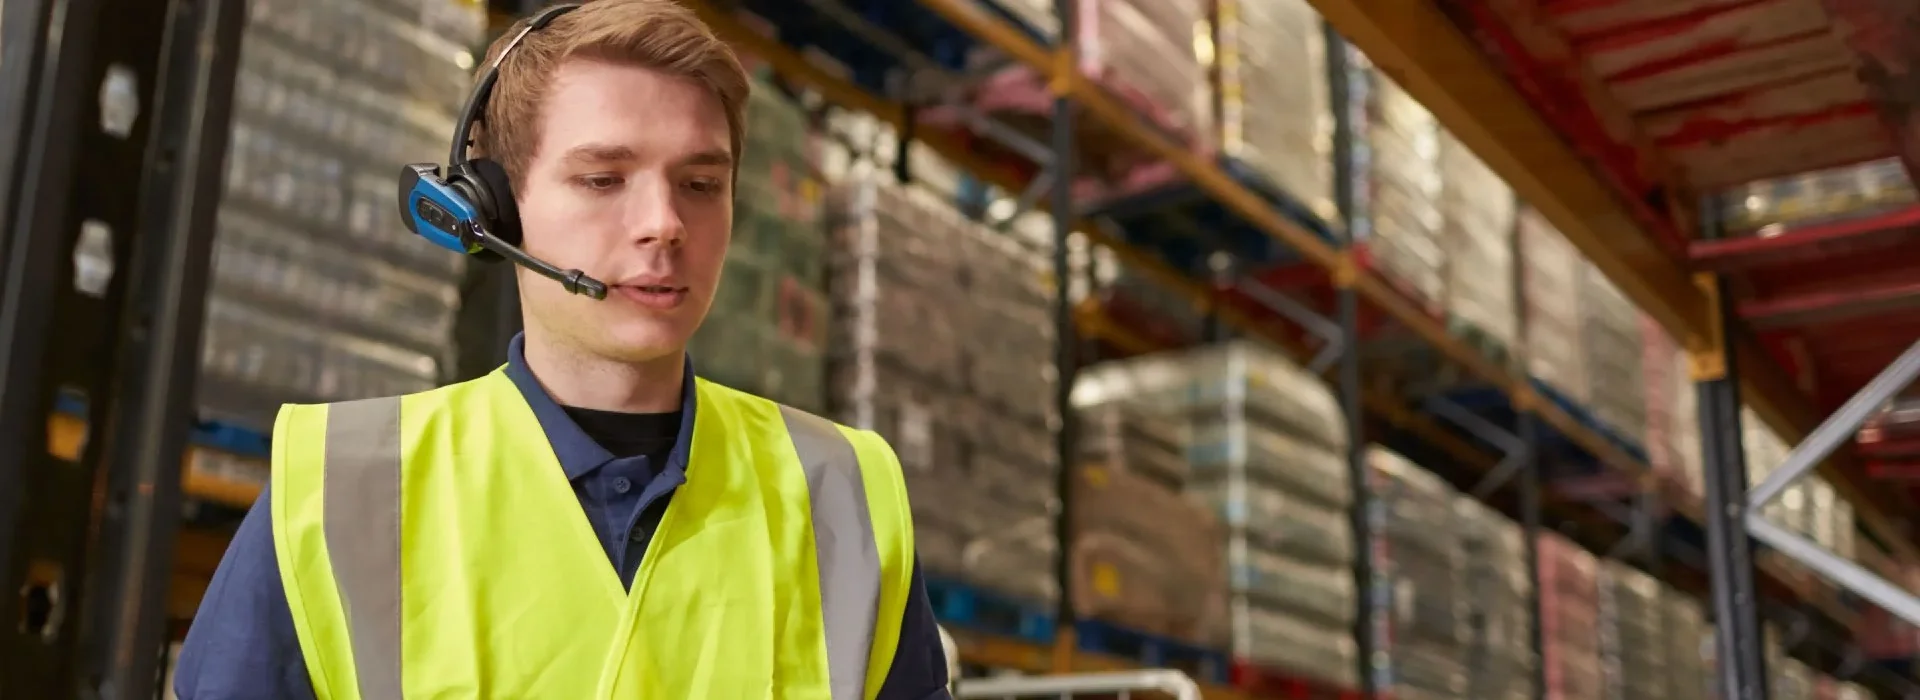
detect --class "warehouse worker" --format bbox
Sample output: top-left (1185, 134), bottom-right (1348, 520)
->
top-left (174, 2), bottom-right (951, 698)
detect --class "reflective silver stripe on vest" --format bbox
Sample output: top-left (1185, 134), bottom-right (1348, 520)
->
top-left (317, 397), bottom-right (880, 700)
top-left (322, 396), bottom-right (405, 699)
top-left (778, 405), bottom-right (881, 700)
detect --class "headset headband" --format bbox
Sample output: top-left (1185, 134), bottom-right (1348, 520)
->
top-left (448, 3), bottom-right (582, 166)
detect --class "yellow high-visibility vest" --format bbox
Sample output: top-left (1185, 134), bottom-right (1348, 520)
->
top-left (269, 369), bottom-right (917, 699)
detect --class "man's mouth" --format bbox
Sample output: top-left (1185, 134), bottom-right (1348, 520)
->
top-left (614, 284), bottom-right (689, 309)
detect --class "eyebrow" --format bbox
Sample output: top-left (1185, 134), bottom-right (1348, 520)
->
top-left (561, 143), bottom-right (733, 168)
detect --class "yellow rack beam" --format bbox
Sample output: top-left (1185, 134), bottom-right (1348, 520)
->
top-left (1293, 0), bottom-right (1914, 564)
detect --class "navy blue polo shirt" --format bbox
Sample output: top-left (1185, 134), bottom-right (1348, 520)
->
top-left (174, 337), bottom-right (952, 699)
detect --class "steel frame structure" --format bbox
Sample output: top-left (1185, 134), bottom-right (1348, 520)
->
top-left (0, 0), bottom-right (243, 695)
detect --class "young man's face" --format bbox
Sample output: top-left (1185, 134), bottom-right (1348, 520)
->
top-left (514, 57), bottom-right (733, 365)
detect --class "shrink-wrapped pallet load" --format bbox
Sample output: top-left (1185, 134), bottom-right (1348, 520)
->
top-left (1438, 132), bottom-right (1518, 365)
top-left (1598, 562), bottom-right (1668, 700)
top-left (1077, 401), bottom-right (1191, 488)
top-left (1639, 316), bottom-right (1683, 484)
top-left (1365, 75), bottom-right (1446, 308)
top-left (984, 0), bottom-right (1213, 173)
top-left (1662, 337), bottom-right (1706, 497)
top-left (1213, 0), bottom-right (1335, 222)
top-left (199, 0), bottom-right (486, 427)
top-left (1517, 205), bottom-right (1586, 403)
top-left (1452, 498), bottom-right (1536, 700)
top-left (1661, 593), bottom-right (1711, 700)
top-left (1578, 265), bottom-right (1647, 448)
top-left (1078, 341), bottom-right (1357, 688)
top-left (1538, 533), bottom-right (1604, 700)
top-left (690, 80), bottom-right (829, 411)
top-left (827, 170), bottom-right (1060, 607)
top-left (1369, 448), bottom-right (1468, 699)
top-left (1721, 157), bottom-right (1915, 232)
top-left (1069, 462), bottom-right (1229, 645)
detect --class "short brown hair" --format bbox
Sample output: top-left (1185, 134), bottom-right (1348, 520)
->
top-left (474, 0), bottom-right (751, 185)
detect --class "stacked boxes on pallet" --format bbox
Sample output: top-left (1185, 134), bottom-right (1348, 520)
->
top-left (827, 171), bottom-right (1061, 607)
top-left (1073, 384), bottom-right (1224, 646)
top-left (1660, 590), bottom-right (1711, 699)
top-left (1213, 0), bottom-right (1336, 223)
top-left (1517, 205), bottom-right (1586, 403)
top-left (1078, 342), bottom-right (1357, 686)
top-left (1179, 342), bottom-right (1356, 686)
top-left (1438, 133), bottom-right (1518, 366)
top-left (1598, 562), bottom-right (1667, 700)
top-left (690, 81), bottom-right (829, 411)
top-left (1451, 498), bottom-right (1536, 700)
top-left (1363, 75), bottom-right (1446, 308)
top-left (1743, 408), bottom-right (1856, 569)
top-left (1367, 448), bottom-right (1467, 699)
top-left (981, 0), bottom-right (1213, 185)
top-left (1578, 265), bottom-right (1647, 448)
top-left (203, 0), bottom-right (485, 429)
top-left (1720, 157), bottom-right (1915, 232)
top-left (1642, 318), bottom-right (1706, 496)
top-left (1538, 533), bottom-right (1604, 700)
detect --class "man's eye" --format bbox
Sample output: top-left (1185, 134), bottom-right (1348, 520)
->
top-left (687, 179), bottom-right (725, 195)
top-left (576, 175), bottom-right (621, 190)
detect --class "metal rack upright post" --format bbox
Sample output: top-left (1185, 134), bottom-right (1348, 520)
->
top-left (0, 0), bottom-right (245, 695)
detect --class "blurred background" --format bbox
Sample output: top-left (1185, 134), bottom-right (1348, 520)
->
top-left (7, 0), bottom-right (1920, 697)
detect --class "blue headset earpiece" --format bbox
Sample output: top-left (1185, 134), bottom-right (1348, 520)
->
top-left (395, 3), bottom-right (607, 299)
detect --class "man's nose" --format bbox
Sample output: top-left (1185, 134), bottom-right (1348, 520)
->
top-left (625, 177), bottom-right (686, 247)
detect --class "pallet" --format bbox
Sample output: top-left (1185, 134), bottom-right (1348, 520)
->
top-left (1071, 619), bottom-right (1230, 685)
top-left (923, 576), bottom-right (1057, 646)
top-left (1228, 659), bottom-right (1364, 700)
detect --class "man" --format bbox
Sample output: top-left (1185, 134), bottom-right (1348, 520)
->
top-left (175, 1), bottom-right (952, 697)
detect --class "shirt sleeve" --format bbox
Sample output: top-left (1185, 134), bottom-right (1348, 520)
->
top-left (872, 558), bottom-right (955, 700)
top-left (174, 487), bottom-right (316, 700)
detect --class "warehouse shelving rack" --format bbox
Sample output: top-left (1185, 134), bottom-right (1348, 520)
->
top-left (0, 0), bottom-right (248, 695)
top-left (1298, 0), bottom-right (1920, 697)
top-left (686, 0), bottom-right (1920, 696)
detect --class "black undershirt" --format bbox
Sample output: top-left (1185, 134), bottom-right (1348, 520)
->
top-left (562, 406), bottom-right (682, 471)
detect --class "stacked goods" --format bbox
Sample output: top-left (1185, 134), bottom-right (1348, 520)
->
top-left (1438, 132), bottom-right (1518, 364)
top-left (1537, 533), bottom-right (1604, 700)
top-left (1068, 462), bottom-right (1229, 645)
top-left (1662, 334), bottom-right (1706, 497)
top-left (1639, 317), bottom-right (1683, 484)
top-left (1742, 408), bottom-right (1849, 562)
top-left (1774, 657), bottom-right (1817, 700)
top-left (1364, 76), bottom-right (1446, 308)
top-left (690, 80), bottom-right (828, 411)
top-left (1720, 157), bottom-right (1915, 232)
top-left (1213, 0), bottom-right (1336, 222)
top-left (1079, 343), bottom-right (1356, 683)
top-left (1368, 448), bottom-right (1468, 699)
top-left (1660, 593), bottom-right (1711, 700)
top-left (1517, 205), bottom-right (1586, 403)
top-left (979, 0), bottom-right (1213, 181)
top-left (1577, 264), bottom-right (1646, 447)
top-left (1598, 561), bottom-right (1667, 700)
top-left (827, 172), bottom-right (1060, 606)
top-left (1829, 680), bottom-right (1874, 700)
top-left (1077, 401), bottom-right (1190, 488)
top-left (202, 0), bottom-right (485, 427)
top-left (1452, 498), bottom-right (1536, 700)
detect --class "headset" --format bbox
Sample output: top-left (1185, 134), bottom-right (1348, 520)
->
top-left (397, 3), bottom-right (609, 300)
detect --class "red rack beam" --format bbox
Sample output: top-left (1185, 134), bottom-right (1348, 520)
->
top-left (1688, 204), bottom-right (1920, 272)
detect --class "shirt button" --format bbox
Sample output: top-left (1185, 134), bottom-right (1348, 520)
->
top-left (612, 476), bottom-right (632, 494)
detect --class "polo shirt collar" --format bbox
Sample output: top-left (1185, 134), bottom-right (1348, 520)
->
top-left (501, 333), bottom-right (699, 481)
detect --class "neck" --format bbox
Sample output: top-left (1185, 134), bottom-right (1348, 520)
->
top-left (520, 332), bottom-right (685, 414)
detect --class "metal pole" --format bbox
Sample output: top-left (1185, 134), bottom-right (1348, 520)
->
top-left (1748, 340), bottom-right (1920, 510)
top-left (0, 0), bottom-right (107, 617)
top-left (74, 0), bottom-right (243, 694)
top-left (1048, 0), bottom-right (1081, 640)
top-left (1696, 271), bottom-right (1769, 698)
top-left (1325, 23), bottom-right (1377, 699)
